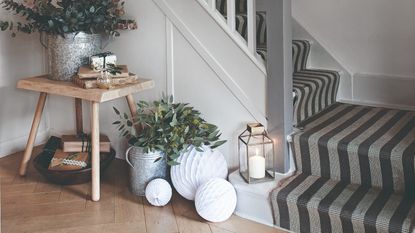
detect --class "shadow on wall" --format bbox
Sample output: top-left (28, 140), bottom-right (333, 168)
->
top-left (0, 32), bottom-right (47, 157)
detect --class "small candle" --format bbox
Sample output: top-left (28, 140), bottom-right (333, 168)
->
top-left (249, 149), bottom-right (265, 179)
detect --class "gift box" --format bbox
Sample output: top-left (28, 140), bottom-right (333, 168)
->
top-left (89, 52), bottom-right (117, 71)
top-left (48, 150), bottom-right (89, 171)
top-left (78, 65), bottom-right (129, 79)
top-left (61, 134), bottom-right (111, 153)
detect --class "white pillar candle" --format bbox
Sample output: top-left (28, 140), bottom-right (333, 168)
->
top-left (249, 155), bottom-right (265, 179)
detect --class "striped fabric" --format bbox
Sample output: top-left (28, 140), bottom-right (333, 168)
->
top-left (216, 0), bottom-right (247, 16)
top-left (234, 11), bottom-right (267, 48)
top-left (291, 40), bottom-right (340, 126)
top-left (293, 70), bottom-right (340, 127)
top-left (271, 103), bottom-right (415, 233)
top-left (293, 103), bottom-right (415, 193)
top-left (292, 40), bottom-right (311, 72)
top-left (272, 174), bottom-right (415, 233)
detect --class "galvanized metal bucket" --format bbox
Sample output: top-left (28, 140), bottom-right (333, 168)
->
top-left (125, 146), bottom-right (167, 196)
top-left (45, 32), bottom-right (102, 81)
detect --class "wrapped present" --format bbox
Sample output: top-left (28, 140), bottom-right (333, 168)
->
top-left (89, 52), bottom-right (117, 71)
top-left (78, 65), bottom-right (129, 79)
top-left (48, 150), bottom-right (89, 171)
top-left (61, 134), bottom-right (111, 153)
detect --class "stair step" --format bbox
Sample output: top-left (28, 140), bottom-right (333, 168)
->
top-left (293, 102), bottom-right (415, 193)
top-left (271, 174), bottom-right (415, 233)
top-left (292, 40), bottom-right (311, 72)
top-left (293, 69), bottom-right (340, 126)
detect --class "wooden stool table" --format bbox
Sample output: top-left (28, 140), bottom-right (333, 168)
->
top-left (17, 75), bottom-right (154, 201)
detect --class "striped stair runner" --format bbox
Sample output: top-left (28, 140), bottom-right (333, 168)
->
top-left (271, 103), bottom-right (415, 233)
top-left (215, 0), bottom-right (339, 126)
top-left (214, 1), bottom-right (415, 232)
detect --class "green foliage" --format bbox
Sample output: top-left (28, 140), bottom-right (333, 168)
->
top-left (103, 63), bottom-right (122, 75)
top-left (0, 0), bottom-right (137, 37)
top-left (113, 95), bottom-right (227, 166)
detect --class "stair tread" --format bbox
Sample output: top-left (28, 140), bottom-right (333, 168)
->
top-left (272, 174), bottom-right (415, 233)
top-left (293, 102), bottom-right (415, 193)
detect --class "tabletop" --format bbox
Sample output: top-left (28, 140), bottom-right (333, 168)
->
top-left (17, 75), bottom-right (155, 103)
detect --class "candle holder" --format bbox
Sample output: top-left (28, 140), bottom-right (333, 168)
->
top-left (238, 123), bottom-right (275, 184)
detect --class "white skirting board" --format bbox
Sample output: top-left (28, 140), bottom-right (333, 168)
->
top-left (228, 170), bottom-right (292, 232)
top-left (229, 170), bottom-right (276, 226)
top-left (0, 130), bottom-right (50, 158)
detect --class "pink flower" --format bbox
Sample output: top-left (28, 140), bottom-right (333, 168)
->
top-left (23, 0), bottom-right (36, 9)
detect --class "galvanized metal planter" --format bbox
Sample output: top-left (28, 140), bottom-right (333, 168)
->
top-left (125, 146), bottom-right (167, 196)
top-left (46, 32), bottom-right (102, 81)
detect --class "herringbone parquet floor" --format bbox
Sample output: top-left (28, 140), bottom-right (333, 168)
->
top-left (0, 145), bottom-right (283, 233)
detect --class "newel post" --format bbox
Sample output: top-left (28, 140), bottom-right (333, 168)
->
top-left (265, 0), bottom-right (293, 173)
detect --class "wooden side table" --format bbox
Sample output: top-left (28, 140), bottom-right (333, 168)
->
top-left (17, 75), bottom-right (154, 201)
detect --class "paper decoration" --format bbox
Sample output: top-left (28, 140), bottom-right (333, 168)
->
top-left (145, 178), bottom-right (172, 207)
top-left (170, 146), bottom-right (228, 200)
top-left (195, 178), bottom-right (237, 222)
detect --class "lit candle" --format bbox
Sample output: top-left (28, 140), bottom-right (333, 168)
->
top-left (249, 148), bottom-right (265, 179)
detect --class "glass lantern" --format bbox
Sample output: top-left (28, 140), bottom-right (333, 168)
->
top-left (97, 70), bottom-right (113, 89)
top-left (238, 123), bottom-right (275, 183)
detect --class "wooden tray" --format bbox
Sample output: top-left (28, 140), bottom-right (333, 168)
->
top-left (33, 137), bottom-right (115, 185)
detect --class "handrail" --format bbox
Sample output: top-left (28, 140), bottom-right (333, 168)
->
top-left (198, 0), bottom-right (266, 74)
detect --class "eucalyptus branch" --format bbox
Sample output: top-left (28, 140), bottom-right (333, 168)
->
top-left (0, 0), bottom-right (137, 37)
top-left (112, 96), bottom-right (226, 166)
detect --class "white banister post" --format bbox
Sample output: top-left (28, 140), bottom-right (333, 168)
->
top-left (207, 0), bottom-right (216, 11)
top-left (227, 0), bottom-right (236, 31)
top-left (211, 0), bottom-right (216, 11)
top-left (247, 0), bottom-right (257, 54)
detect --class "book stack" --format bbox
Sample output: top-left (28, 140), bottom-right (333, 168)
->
top-left (74, 65), bottom-right (139, 89)
top-left (47, 134), bottom-right (111, 171)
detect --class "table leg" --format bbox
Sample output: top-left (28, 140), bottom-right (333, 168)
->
top-left (91, 101), bottom-right (100, 201)
top-left (125, 94), bottom-right (141, 134)
top-left (19, 92), bottom-right (47, 176)
top-left (75, 98), bottom-right (83, 136)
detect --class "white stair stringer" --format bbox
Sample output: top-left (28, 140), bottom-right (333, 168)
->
top-left (153, 0), bottom-right (267, 125)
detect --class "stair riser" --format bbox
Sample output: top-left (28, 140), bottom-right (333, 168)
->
top-left (293, 104), bottom-right (415, 193)
top-left (273, 174), bottom-right (415, 233)
top-left (293, 70), bottom-right (340, 126)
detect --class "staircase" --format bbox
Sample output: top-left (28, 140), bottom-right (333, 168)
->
top-left (203, 1), bottom-right (415, 232)
top-left (272, 102), bottom-right (415, 233)
top-left (212, 0), bottom-right (340, 127)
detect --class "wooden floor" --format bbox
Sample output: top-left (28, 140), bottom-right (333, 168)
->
top-left (0, 146), bottom-right (284, 233)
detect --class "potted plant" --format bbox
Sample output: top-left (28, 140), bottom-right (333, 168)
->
top-left (0, 0), bottom-right (137, 81)
top-left (113, 95), bottom-right (226, 196)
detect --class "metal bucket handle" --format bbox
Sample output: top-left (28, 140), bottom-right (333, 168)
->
top-left (40, 33), bottom-right (48, 49)
top-left (39, 32), bottom-right (108, 50)
top-left (125, 147), bottom-right (134, 168)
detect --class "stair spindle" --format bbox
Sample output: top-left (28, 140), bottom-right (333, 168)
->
top-left (227, 0), bottom-right (236, 31)
top-left (207, 0), bottom-right (216, 11)
top-left (247, 0), bottom-right (257, 54)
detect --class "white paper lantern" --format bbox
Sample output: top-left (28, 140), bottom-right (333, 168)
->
top-left (145, 178), bottom-right (172, 207)
top-left (171, 146), bottom-right (228, 200)
top-left (195, 178), bottom-right (237, 222)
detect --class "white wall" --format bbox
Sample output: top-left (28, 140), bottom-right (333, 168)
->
top-left (0, 10), bottom-right (49, 157)
top-left (292, 0), bottom-right (415, 108)
top-left (0, 0), bottom-right (266, 168)
top-left (47, 0), bottom-right (168, 159)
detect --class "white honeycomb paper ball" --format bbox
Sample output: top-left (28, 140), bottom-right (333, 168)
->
top-left (171, 146), bottom-right (228, 200)
top-left (145, 178), bottom-right (172, 207)
top-left (195, 178), bottom-right (237, 222)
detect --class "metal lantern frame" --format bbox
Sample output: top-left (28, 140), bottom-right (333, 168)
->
top-left (238, 123), bottom-right (275, 184)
